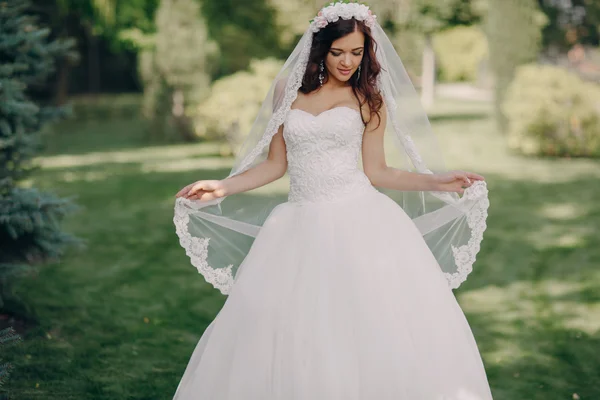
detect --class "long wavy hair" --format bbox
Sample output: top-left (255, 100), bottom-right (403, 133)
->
top-left (300, 18), bottom-right (384, 127)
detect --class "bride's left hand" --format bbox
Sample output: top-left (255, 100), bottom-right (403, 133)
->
top-left (433, 171), bottom-right (485, 194)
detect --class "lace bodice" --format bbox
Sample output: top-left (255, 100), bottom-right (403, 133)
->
top-left (283, 106), bottom-right (376, 203)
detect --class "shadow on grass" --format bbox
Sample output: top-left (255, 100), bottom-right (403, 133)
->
top-left (453, 172), bottom-right (600, 399)
top-left (4, 164), bottom-right (281, 399)
top-left (467, 309), bottom-right (600, 399)
top-left (43, 118), bottom-right (222, 157)
top-left (458, 172), bottom-right (600, 292)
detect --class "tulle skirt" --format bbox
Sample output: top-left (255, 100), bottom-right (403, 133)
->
top-left (173, 190), bottom-right (494, 399)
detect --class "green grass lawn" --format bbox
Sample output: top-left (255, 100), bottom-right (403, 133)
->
top-left (3, 98), bottom-right (600, 399)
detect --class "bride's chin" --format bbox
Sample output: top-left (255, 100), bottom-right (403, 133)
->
top-left (332, 74), bottom-right (352, 83)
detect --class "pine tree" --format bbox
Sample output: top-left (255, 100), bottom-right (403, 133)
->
top-left (0, 0), bottom-right (81, 306)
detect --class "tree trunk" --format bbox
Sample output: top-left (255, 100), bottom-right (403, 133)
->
top-left (85, 23), bottom-right (101, 94)
top-left (171, 89), bottom-right (196, 142)
top-left (421, 33), bottom-right (436, 109)
top-left (54, 59), bottom-right (70, 106)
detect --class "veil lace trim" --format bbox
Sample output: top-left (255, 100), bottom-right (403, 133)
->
top-left (446, 182), bottom-right (490, 288)
top-left (174, 202), bottom-right (234, 294)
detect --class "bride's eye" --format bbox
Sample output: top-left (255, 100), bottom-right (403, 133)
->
top-left (330, 51), bottom-right (342, 57)
top-left (352, 52), bottom-right (363, 56)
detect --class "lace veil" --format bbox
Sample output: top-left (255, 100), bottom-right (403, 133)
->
top-left (174, 3), bottom-right (490, 295)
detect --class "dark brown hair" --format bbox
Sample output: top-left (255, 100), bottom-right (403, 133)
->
top-left (300, 17), bottom-right (383, 127)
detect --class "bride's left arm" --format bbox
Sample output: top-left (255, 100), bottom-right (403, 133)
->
top-left (361, 102), bottom-right (484, 194)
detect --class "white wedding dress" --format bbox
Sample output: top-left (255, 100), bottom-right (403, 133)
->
top-left (173, 106), bottom-right (494, 399)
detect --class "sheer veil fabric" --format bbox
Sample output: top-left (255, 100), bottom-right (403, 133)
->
top-left (173, 9), bottom-right (490, 296)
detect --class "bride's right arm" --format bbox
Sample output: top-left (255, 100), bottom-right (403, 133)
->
top-left (178, 78), bottom-right (289, 201)
top-left (178, 125), bottom-right (287, 200)
top-left (219, 125), bottom-right (288, 196)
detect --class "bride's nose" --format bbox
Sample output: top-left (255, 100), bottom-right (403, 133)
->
top-left (340, 54), bottom-right (352, 68)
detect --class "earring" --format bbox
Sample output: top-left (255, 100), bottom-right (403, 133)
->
top-left (319, 60), bottom-right (324, 87)
top-left (357, 65), bottom-right (361, 82)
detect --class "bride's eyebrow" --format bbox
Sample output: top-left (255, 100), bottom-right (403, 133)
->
top-left (330, 47), bottom-right (364, 51)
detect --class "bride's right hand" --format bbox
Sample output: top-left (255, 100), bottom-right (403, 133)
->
top-left (175, 180), bottom-right (228, 201)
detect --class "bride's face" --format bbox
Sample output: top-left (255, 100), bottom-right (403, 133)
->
top-left (325, 29), bottom-right (365, 84)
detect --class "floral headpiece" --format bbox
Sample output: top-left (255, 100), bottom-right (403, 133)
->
top-left (310, 1), bottom-right (377, 33)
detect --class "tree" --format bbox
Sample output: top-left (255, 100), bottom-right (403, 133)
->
top-left (485, 0), bottom-right (545, 131)
top-left (139, 0), bottom-right (218, 141)
top-left (268, 0), bottom-right (318, 50)
top-left (0, 0), bottom-right (81, 308)
top-left (49, 0), bottom-right (160, 50)
top-left (367, 0), bottom-right (480, 107)
top-left (538, 0), bottom-right (600, 49)
top-left (32, 0), bottom-right (159, 100)
top-left (202, 0), bottom-right (282, 77)
top-left (401, 0), bottom-right (479, 107)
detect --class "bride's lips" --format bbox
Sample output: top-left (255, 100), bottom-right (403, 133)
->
top-left (338, 68), bottom-right (352, 76)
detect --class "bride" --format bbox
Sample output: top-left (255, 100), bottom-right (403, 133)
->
top-left (173, 2), bottom-right (493, 399)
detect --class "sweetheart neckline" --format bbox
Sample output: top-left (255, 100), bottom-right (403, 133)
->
top-left (289, 106), bottom-right (362, 119)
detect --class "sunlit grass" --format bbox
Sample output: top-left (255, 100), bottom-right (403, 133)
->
top-left (3, 98), bottom-right (600, 399)
top-left (36, 142), bottom-right (225, 169)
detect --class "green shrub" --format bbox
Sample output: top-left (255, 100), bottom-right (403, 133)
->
top-left (503, 64), bottom-right (600, 157)
top-left (433, 25), bottom-right (488, 83)
top-left (197, 58), bottom-right (284, 155)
